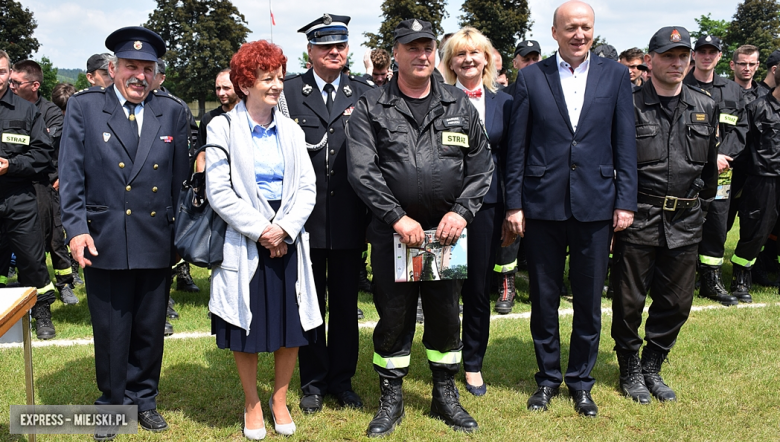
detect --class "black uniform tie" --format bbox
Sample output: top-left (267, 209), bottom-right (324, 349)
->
top-left (323, 83), bottom-right (334, 115)
top-left (124, 101), bottom-right (139, 159)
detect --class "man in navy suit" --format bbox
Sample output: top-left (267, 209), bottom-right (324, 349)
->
top-left (505, 1), bottom-right (637, 417)
top-left (60, 27), bottom-right (189, 438)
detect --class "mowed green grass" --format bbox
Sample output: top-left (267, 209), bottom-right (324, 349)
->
top-left (2, 222), bottom-right (780, 441)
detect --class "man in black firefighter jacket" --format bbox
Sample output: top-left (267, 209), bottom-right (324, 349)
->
top-left (611, 26), bottom-right (719, 405)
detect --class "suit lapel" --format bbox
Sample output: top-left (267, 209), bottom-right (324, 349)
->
top-left (104, 86), bottom-right (138, 161)
top-left (128, 95), bottom-right (161, 183)
top-left (541, 55), bottom-right (574, 134)
top-left (575, 55), bottom-right (603, 134)
top-left (301, 70), bottom-right (329, 123)
top-left (329, 73), bottom-right (352, 125)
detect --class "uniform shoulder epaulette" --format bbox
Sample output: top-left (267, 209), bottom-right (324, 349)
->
top-left (687, 84), bottom-right (712, 97)
top-left (153, 89), bottom-right (183, 103)
top-left (284, 73), bottom-right (302, 82)
top-left (73, 86), bottom-right (107, 96)
top-left (348, 74), bottom-right (374, 87)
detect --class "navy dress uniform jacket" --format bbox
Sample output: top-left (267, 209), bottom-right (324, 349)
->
top-left (59, 85), bottom-right (190, 270)
top-left (281, 70), bottom-right (374, 249)
top-left (505, 54), bottom-right (638, 220)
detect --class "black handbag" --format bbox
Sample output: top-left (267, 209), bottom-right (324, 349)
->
top-left (174, 142), bottom-right (232, 268)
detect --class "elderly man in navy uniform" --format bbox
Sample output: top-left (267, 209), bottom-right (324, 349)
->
top-left (59, 27), bottom-right (189, 439)
top-left (278, 13), bottom-right (374, 413)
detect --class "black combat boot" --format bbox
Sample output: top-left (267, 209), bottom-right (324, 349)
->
top-left (358, 265), bottom-right (373, 293)
top-left (730, 263), bottom-right (753, 303)
top-left (641, 347), bottom-right (676, 402)
top-left (699, 264), bottom-right (738, 306)
top-left (164, 321), bottom-right (174, 336)
top-left (616, 350), bottom-right (651, 404)
top-left (494, 272), bottom-right (516, 314)
top-left (366, 377), bottom-right (404, 437)
top-left (31, 302), bottom-right (56, 340)
top-left (430, 370), bottom-right (478, 433)
top-left (175, 262), bottom-right (200, 292)
top-left (167, 298), bottom-right (179, 319)
top-left (70, 254), bottom-right (84, 286)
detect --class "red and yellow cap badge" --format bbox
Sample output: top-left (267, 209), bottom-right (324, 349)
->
top-left (133, 41), bottom-right (143, 50)
top-left (670, 29), bottom-right (681, 43)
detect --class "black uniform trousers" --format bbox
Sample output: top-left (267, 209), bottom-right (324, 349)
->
top-left (733, 176), bottom-right (780, 266)
top-left (699, 197), bottom-right (731, 265)
top-left (299, 248), bottom-right (361, 396)
top-left (610, 239), bottom-right (697, 353)
top-left (495, 236), bottom-right (522, 273)
top-left (0, 187), bottom-right (52, 298)
top-left (84, 267), bottom-right (170, 411)
top-left (524, 217), bottom-right (611, 391)
top-left (726, 167), bottom-right (747, 232)
top-left (461, 202), bottom-right (501, 373)
top-left (32, 182), bottom-right (73, 290)
top-left (371, 233), bottom-right (462, 379)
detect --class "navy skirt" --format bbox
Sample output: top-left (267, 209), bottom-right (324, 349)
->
top-left (212, 200), bottom-right (311, 353)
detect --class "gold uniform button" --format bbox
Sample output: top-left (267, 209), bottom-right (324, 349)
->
top-left (126, 209), bottom-right (132, 215)
top-left (150, 211), bottom-right (156, 217)
top-left (119, 162), bottom-right (125, 168)
top-left (126, 185), bottom-right (131, 191)
top-left (153, 164), bottom-right (159, 170)
top-left (152, 187), bottom-right (158, 193)
top-left (330, 149), bottom-right (335, 154)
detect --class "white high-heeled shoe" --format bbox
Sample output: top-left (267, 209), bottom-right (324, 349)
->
top-left (269, 397), bottom-right (296, 436)
top-left (243, 408), bottom-right (266, 440)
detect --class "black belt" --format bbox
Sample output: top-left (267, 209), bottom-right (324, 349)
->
top-left (638, 192), bottom-right (698, 211)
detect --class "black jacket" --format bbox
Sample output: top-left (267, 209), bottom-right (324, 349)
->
top-left (34, 95), bottom-right (63, 184)
top-left (683, 70), bottom-right (748, 160)
top-left (346, 76), bottom-right (493, 237)
top-left (621, 81), bottom-right (719, 249)
top-left (741, 80), bottom-right (766, 106)
top-left (281, 70), bottom-right (374, 249)
top-left (744, 91), bottom-right (780, 177)
top-left (0, 88), bottom-right (52, 196)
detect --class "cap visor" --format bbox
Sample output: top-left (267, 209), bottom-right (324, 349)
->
top-left (654, 43), bottom-right (691, 54)
top-left (309, 34), bottom-right (349, 45)
top-left (518, 48), bottom-right (540, 57)
top-left (395, 33), bottom-right (436, 45)
top-left (114, 50), bottom-right (159, 62)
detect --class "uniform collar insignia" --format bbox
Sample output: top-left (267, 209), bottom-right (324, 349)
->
top-left (302, 84), bottom-right (313, 95)
top-left (103, 132), bottom-right (111, 142)
top-left (343, 85), bottom-right (352, 97)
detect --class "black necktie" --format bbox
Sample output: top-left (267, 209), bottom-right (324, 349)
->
top-left (323, 83), bottom-right (334, 115)
top-left (124, 101), bottom-right (139, 159)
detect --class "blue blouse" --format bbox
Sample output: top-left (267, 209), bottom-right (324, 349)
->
top-left (247, 110), bottom-right (284, 200)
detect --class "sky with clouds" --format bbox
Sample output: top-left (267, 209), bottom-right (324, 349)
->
top-left (26, 0), bottom-right (743, 73)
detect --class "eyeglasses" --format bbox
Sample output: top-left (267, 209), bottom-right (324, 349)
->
top-left (10, 80), bottom-right (35, 88)
top-left (735, 62), bottom-right (758, 68)
top-left (626, 64), bottom-right (643, 69)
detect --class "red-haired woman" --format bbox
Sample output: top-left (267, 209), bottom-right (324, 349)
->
top-left (206, 40), bottom-right (320, 440)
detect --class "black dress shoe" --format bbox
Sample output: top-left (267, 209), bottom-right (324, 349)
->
top-left (527, 386), bottom-right (559, 411)
top-left (164, 321), bottom-right (174, 336)
top-left (569, 389), bottom-right (598, 417)
top-left (335, 390), bottom-right (364, 409)
top-left (138, 409), bottom-right (169, 432)
top-left (93, 432), bottom-right (116, 441)
top-left (299, 394), bottom-right (323, 414)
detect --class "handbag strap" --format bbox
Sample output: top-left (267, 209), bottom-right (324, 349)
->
top-left (188, 114), bottom-right (233, 187)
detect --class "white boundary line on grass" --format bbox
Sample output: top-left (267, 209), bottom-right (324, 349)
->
top-left (2, 302), bottom-right (779, 350)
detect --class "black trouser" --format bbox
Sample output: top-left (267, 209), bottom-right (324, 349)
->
top-left (299, 248), bottom-right (361, 396)
top-left (524, 217), bottom-right (611, 391)
top-left (726, 167), bottom-right (747, 232)
top-left (461, 203), bottom-right (501, 373)
top-left (732, 176), bottom-right (780, 267)
top-left (698, 195), bottom-right (731, 267)
top-left (611, 239), bottom-right (697, 353)
top-left (0, 187), bottom-right (53, 303)
top-left (33, 182), bottom-right (74, 290)
top-left (84, 267), bottom-right (170, 411)
top-left (370, 232), bottom-right (462, 379)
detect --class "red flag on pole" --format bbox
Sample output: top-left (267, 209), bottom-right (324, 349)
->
top-left (270, 7), bottom-right (276, 26)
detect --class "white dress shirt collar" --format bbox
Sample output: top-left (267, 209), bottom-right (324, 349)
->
top-left (555, 51), bottom-right (590, 132)
top-left (455, 79), bottom-right (486, 125)
top-left (312, 70), bottom-right (341, 104)
top-left (113, 85), bottom-right (145, 136)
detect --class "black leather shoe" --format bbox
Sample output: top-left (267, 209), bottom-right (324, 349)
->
top-left (164, 321), bottom-right (173, 336)
top-left (335, 390), bottom-right (364, 409)
top-left (138, 409), bottom-right (168, 432)
top-left (167, 298), bottom-right (179, 319)
top-left (93, 432), bottom-right (116, 441)
top-left (527, 386), bottom-right (559, 411)
top-left (299, 394), bottom-right (323, 414)
top-left (357, 307), bottom-right (365, 320)
top-left (569, 389), bottom-right (598, 417)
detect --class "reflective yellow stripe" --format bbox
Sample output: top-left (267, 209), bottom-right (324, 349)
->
top-left (54, 267), bottom-right (72, 276)
top-left (494, 260), bottom-right (517, 273)
top-left (0, 276), bottom-right (7, 285)
top-left (37, 282), bottom-right (56, 295)
top-left (719, 113), bottom-right (738, 126)
top-left (373, 352), bottom-right (410, 369)
top-left (426, 349), bottom-right (462, 364)
top-left (699, 255), bottom-right (723, 266)
top-left (730, 255), bottom-right (756, 267)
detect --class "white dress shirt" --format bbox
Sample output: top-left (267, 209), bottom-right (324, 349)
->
top-left (113, 85), bottom-right (144, 136)
top-left (455, 80), bottom-right (486, 125)
top-left (312, 70), bottom-right (341, 104)
top-left (556, 51), bottom-right (590, 132)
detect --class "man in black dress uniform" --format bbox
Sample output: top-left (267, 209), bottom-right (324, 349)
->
top-left (279, 13), bottom-right (374, 413)
top-left (59, 27), bottom-right (190, 439)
